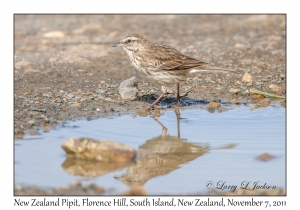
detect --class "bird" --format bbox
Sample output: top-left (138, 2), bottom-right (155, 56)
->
top-left (113, 33), bottom-right (237, 109)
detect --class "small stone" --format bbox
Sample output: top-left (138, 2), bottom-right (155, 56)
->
top-left (228, 88), bottom-right (241, 94)
top-left (26, 120), bottom-right (35, 126)
top-left (251, 94), bottom-right (265, 99)
top-left (24, 69), bottom-right (40, 73)
top-left (29, 130), bottom-right (39, 136)
top-left (242, 72), bottom-right (252, 83)
top-left (257, 98), bottom-right (271, 107)
top-left (61, 138), bottom-right (136, 162)
top-left (280, 74), bottom-right (286, 78)
top-left (14, 130), bottom-right (25, 139)
top-left (234, 43), bottom-right (246, 48)
top-left (104, 98), bottom-right (116, 102)
top-left (96, 89), bottom-right (106, 94)
top-left (67, 93), bottom-right (74, 98)
top-left (121, 188), bottom-right (147, 196)
top-left (14, 130), bottom-right (24, 136)
top-left (82, 92), bottom-right (93, 97)
top-left (269, 84), bottom-right (283, 95)
top-left (40, 114), bottom-right (49, 123)
top-left (70, 103), bottom-right (81, 107)
top-left (14, 184), bottom-right (23, 191)
top-left (49, 57), bottom-right (59, 62)
top-left (240, 86), bottom-right (247, 90)
top-left (30, 107), bottom-right (46, 112)
top-left (137, 109), bottom-right (148, 117)
top-left (268, 35), bottom-right (282, 42)
top-left (118, 76), bottom-right (138, 100)
top-left (110, 84), bottom-right (118, 88)
top-left (208, 101), bottom-right (221, 109)
top-left (256, 153), bottom-right (276, 162)
top-left (43, 31), bottom-right (65, 38)
top-left (247, 82), bottom-right (252, 87)
top-left (280, 100), bottom-right (286, 108)
top-left (14, 61), bottom-right (32, 69)
top-left (43, 125), bottom-right (52, 132)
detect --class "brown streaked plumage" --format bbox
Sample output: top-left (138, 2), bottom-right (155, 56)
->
top-left (113, 33), bottom-right (237, 109)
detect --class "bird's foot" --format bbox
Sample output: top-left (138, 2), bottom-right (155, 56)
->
top-left (176, 89), bottom-right (193, 106)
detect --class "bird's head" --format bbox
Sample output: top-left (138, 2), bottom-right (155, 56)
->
top-left (113, 34), bottom-right (148, 51)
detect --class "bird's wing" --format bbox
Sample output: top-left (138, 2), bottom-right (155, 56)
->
top-left (151, 44), bottom-right (208, 71)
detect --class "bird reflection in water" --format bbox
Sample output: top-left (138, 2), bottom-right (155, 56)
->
top-left (61, 109), bottom-right (236, 186)
top-left (115, 110), bottom-right (211, 187)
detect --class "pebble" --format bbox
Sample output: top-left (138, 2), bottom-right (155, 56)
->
top-left (40, 114), bottom-right (49, 123)
top-left (43, 31), bottom-right (65, 38)
top-left (29, 130), bottom-right (39, 136)
top-left (15, 61), bottom-right (32, 69)
top-left (240, 86), bottom-right (247, 90)
top-left (70, 103), bottom-right (81, 107)
top-left (121, 188), bottom-right (147, 196)
top-left (247, 82), bottom-right (252, 87)
top-left (96, 89), bottom-right (106, 94)
top-left (24, 69), bottom-right (40, 73)
top-left (118, 76), bottom-right (138, 100)
top-left (251, 94), bottom-right (265, 99)
top-left (30, 107), bottom-right (46, 112)
top-left (208, 101), bottom-right (221, 109)
top-left (137, 109), bottom-right (148, 117)
top-left (228, 88), bottom-right (241, 94)
top-left (67, 93), bottom-right (74, 98)
top-left (61, 138), bottom-right (136, 162)
top-left (269, 84), bottom-right (283, 95)
top-left (105, 98), bottom-right (116, 102)
top-left (257, 98), bottom-right (271, 107)
top-left (242, 72), bottom-right (252, 83)
top-left (14, 130), bottom-right (25, 135)
top-left (256, 153), bottom-right (276, 162)
top-left (26, 120), bottom-right (35, 126)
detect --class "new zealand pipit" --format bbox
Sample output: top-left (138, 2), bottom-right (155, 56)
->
top-left (113, 34), bottom-right (237, 109)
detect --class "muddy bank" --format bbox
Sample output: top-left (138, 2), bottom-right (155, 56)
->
top-left (14, 15), bottom-right (286, 137)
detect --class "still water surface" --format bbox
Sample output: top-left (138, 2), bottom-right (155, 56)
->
top-left (15, 105), bottom-right (285, 195)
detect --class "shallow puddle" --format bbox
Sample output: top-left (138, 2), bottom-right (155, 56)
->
top-left (15, 104), bottom-right (285, 195)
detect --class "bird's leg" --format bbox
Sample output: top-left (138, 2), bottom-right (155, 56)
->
top-left (148, 85), bottom-right (167, 110)
top-left (176, 83), bottom-right (192, 106)
top-left (151, 116), bottom-right (167, 137)
top-left (176, 83), bottom-right (181, 105)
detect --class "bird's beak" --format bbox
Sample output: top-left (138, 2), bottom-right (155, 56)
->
top-left (113, 42), bottom-right (120, 47)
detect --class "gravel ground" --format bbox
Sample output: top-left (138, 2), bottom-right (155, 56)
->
top-left (14, 183), bottom-right (285, 196)
top-left (14, 15), bottom-right (286, 195)
top-left (14, 15), bottom-right (286, 137)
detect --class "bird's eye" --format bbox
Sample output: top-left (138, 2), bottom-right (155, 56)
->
top-left (127, 39), bottom-right (132, 43)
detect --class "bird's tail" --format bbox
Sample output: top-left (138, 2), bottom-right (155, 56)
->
top-left (191, 65), bottom-right (240, 74)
